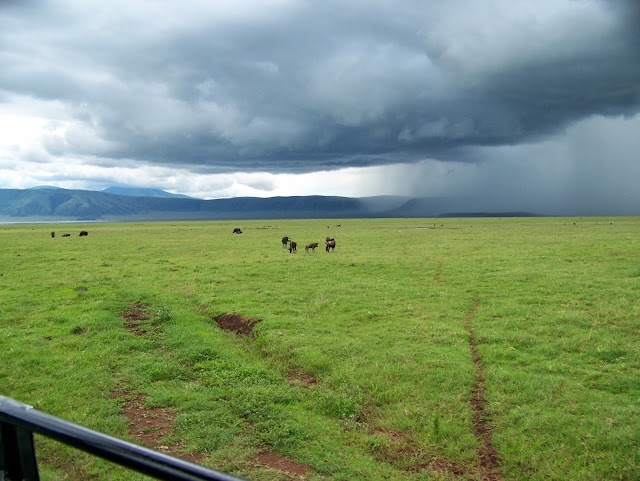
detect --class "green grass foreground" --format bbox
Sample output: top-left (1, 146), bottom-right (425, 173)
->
top-left (1, 217), bottom-right (638, 481)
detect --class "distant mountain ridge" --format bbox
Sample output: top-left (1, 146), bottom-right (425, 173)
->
top-left (102, 186), bottom-right (193, 199)
top-left (0, 187), bottom-right (540, 221)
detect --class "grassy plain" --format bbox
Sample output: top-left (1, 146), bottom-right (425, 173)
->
top-left (0, 217), bottom-right (638, 481)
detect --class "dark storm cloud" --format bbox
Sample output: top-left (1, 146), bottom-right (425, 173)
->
top-left (1, 0), bottom-right (639, 173)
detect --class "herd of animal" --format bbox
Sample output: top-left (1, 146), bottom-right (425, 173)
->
top-left (51, 231), bottom-right (88, 238)
top-left (230, 228), bottom-right (338, 253)
top-left (49, 227), bottom-right (335, 254)
top-left (233, 224), bottom-right (340, 253)
top-left (281, 235), bottom-right (336, 253)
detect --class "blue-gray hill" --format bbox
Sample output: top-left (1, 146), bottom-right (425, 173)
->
top-left (0, 188), bottom-right (409, 221)
top-left (102, 187), bottom-right (194, 199)
top-left (0, 188), bottom-right (542, 221)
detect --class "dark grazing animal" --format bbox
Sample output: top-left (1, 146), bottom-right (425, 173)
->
top-left (282, 236), bottom-right (290, 248)
top-left (305, 242), bottom-right (319, 252)
top-left (325, 239), bottom-right (336, 252)
top-left (289, 241), bottom-right (297, 253)
top-left (79, 231), bottom-right (88, 236)
top-left (233, 228), bottom-right (242, 234)
top-left (51, 231), bottom-right (55, 238)
top-left (61, 233), bottom-right (70, 237)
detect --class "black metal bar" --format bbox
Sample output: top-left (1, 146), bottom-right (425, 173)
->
top-left (16, 425), bottom-right (40, 481)
top-left (0, 396), bottom-right (248, 481)
top-left (1, 422), bottom-right (21, 481)
top-left (1, 420), bottom-right (39, 481)
top-left (0, 422), bottom-right (16, 479)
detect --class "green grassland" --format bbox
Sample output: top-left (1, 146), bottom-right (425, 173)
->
top-left (0, 217), bottom-right (638, 480)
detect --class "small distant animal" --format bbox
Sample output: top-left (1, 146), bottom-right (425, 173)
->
top-left (282, 236), bottom-right (290, 248)
top-left (51, 232), bottom-right (55, 238)
top-left (289, 241), bottom-right (297, 253)
top-left (233, 228), bottom-right (242, 234)
top-left (305, 242), bottom-right (319, 252)
top-left (325, 239), bottom-right (336, 252)
top-left (79, 231), bottom-right (88, 236)
top-left (61, 233), bottom-right (70, 237)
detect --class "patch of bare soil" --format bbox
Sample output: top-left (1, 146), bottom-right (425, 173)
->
top-left (286, 367), bottom-right (319, 388)
top-left (122, 302), bottom-right (153, 336)
top-left (213, 313), bottom-right (262, 337)
top-left (111, 388), bottom-right (202, 464)
top-left (254, 451), bottom-right (313, 478)
top-left (371, 427), bottom-right (467, 477)
top-left (287, 373), bottom-right (318, 388)
top-left (464, 296), bottom-right (504, 481)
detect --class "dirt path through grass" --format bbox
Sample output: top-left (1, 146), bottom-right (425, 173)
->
top-left (465, 296), bottom-right (503, 481)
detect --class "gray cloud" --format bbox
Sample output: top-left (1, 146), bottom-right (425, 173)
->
top-left (2, 0), bottom-right (638, 174)
top-left (1, 0), bottom-right (639, 214)
top-left (389, 113), bottom-right (640, 216)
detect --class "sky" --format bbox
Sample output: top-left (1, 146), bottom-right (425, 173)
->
top-left (1, 0), bottom-right (639, 215)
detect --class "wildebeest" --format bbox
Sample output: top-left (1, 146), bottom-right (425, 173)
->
top-left (325, 239), bottom-right (336, 252)
top-left (289, 241), bottom-right (297, 253)
top-left (79, 231), bottom-right (88, 236)
top-left (305, 242), bottom-right (319, 252)
top-left (282, 236), bottom-right (290, 248)
top-left (61, 233), bottom-right (70, 237)
top-left (51, 231), bottom-right (55, 238)
top-left (233, 228), bottom-right (242, 234)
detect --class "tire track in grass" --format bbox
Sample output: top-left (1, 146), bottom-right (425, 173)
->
top-left (369, 426), bottom-right (468, 477)
top-left (110, 387), bottom-right (203, 464)
top-left (465, 296), bottom-right (503, 481)
top-left (213, 313), bottom-right (316, 478)
top-left (118, 309), bottom-right (314, 478)
top-left (434, 262), bottom-right (443, 282)
top-left (118, 303), bottom-right (204, 463)
top-left (213, 312), bottom-right (465, 478)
